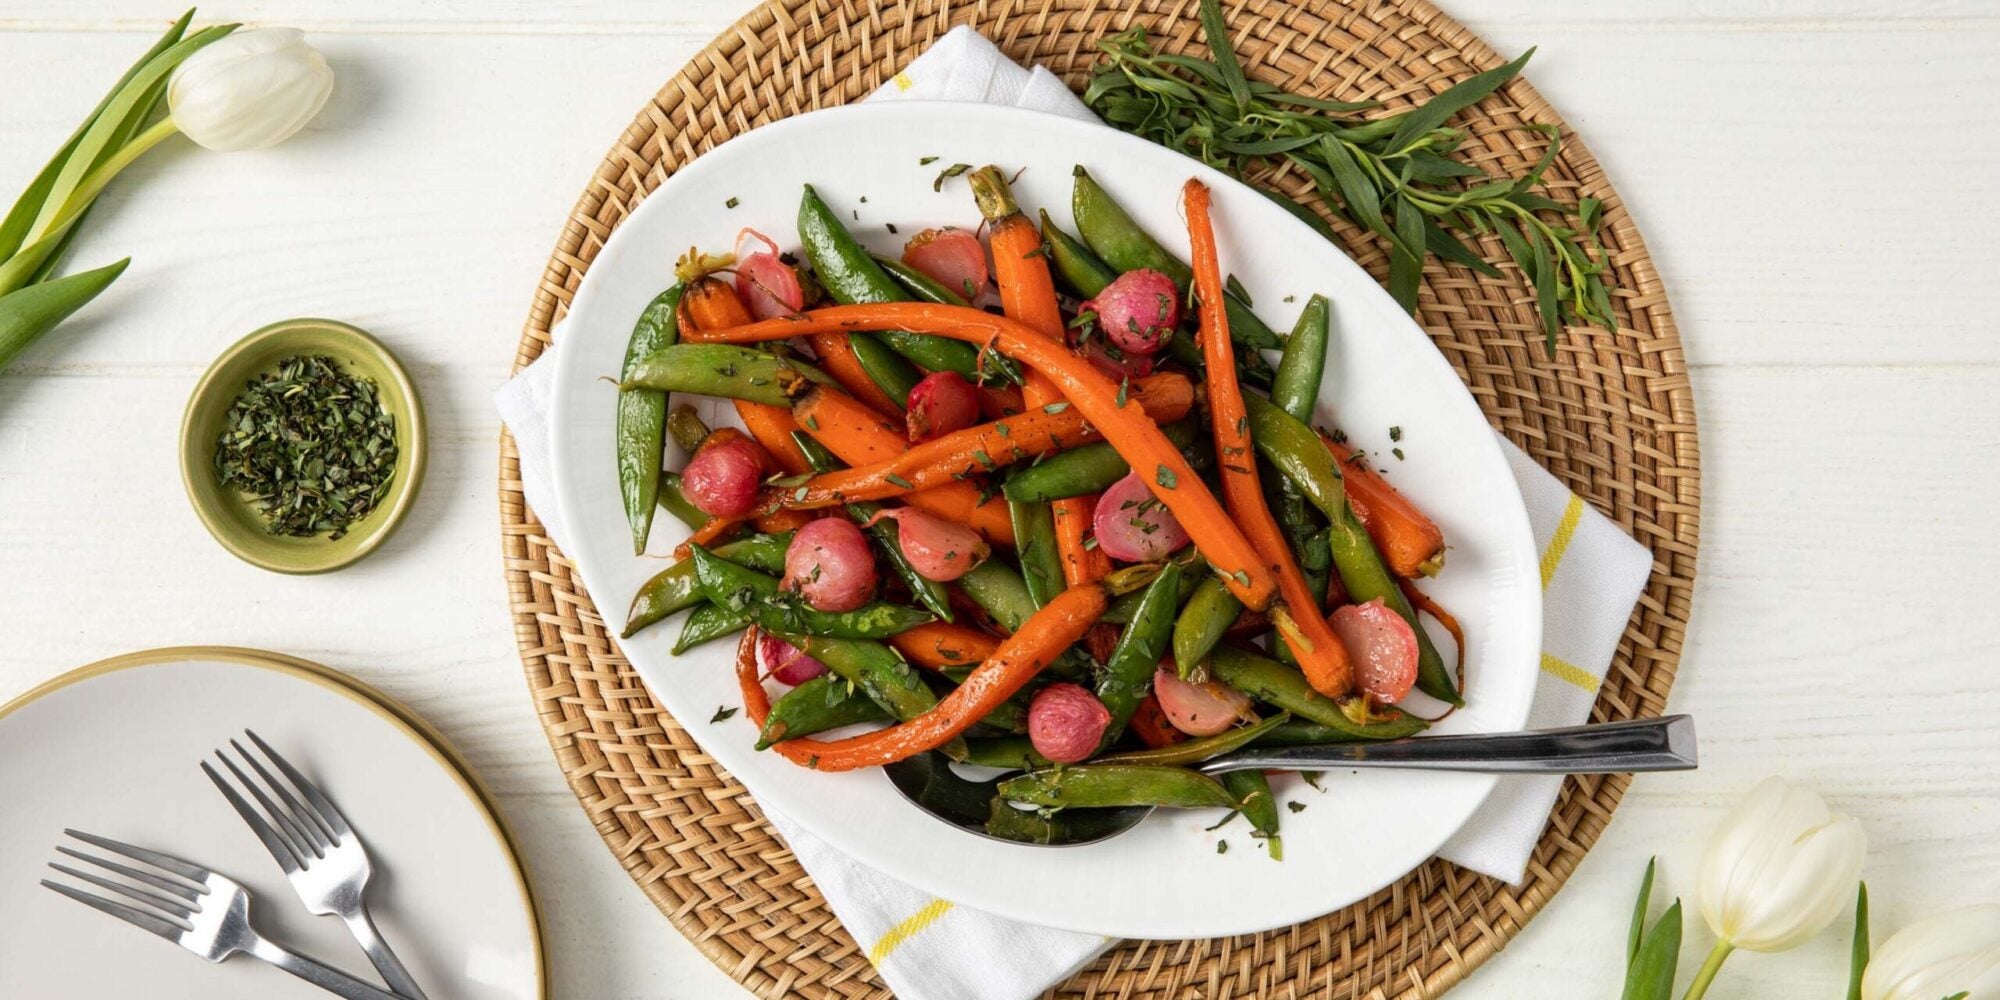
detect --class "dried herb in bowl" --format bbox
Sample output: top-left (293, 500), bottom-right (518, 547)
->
top-left (213, 354), bottom-right (398, 539)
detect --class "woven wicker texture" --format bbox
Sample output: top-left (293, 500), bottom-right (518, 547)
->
top-left (499, 1), bottom-right (1699, 996)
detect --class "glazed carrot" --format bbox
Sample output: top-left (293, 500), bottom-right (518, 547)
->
top-left (698, 304), bottom-right (1275, 610)
top-left (781, 373), bottom-right (1191, 507)
top-left (791, 386), bottom-right (1015, 546)
top-left (970, 166), bottom-right (1110, 586)
top-left (1184, 179), bottom-right (1352, 698)
top-left (975, 383), bottom-right (1024, 419)
top-left (890, 622), bottom-right (999, 670)
top-left (809, 332), bottom-right (907, 417)
top-left (673, 512), bottom-right (748, 560)
top-left (742, 583), bottom-right (1107, 770)
top-left (681, 277), bottom-right (814, 475)
top-left (1325, 434), bottom-right (1446, 578)
top-left (1128, 693), bottom-right (1189, 749)
top-left (752, 507), bottom-right (818, 535)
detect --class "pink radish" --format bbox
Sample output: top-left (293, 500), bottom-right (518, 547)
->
top-left (902, 227), bottom-right (988, 300)
top-left (1070, 328), bottom-right (1156, 381)
top-left (905, 370), bottom-right (981, 442)
top-left (757, 633), bottom-right (827, 686)
top-left (1329, 599), bottom-right (1420, 703)
top-left (866, 507), bottom-right (989, 581)
top-left (1084, 268), bottom-right (1179, 355)
top-left (734, 252), bottom-right (805, 320)
top-left (682, 435), bottom-right (767, 517)
top-left (1091, 471), bottom-right (1190, 563)
top-left (1152, 667), bottom-right (1252, 737)
top-left (782, 518), bottom-right (877, 612)
top-left (1028, 683), bottom-right (1112, 764)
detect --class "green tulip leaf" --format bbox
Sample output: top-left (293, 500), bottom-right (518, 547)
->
top-left (1620, 899), bottom-right (1682, 1000)
top-left (1848, 882), bottom-right (1869, 1000)
top-left (1627, 856), bottom-right (1657, 970)
top-left (0, 258), bottom-right (130, 371)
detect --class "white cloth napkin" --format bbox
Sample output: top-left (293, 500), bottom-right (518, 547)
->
top-left (495, 25), bottom-right (1653, 1000)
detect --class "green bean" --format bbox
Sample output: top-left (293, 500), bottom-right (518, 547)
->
top-left (799, 184), bottom-right (983, 378)
top-left (1097, 712), bottom-right (1289, 767)
top-left (1002, 418), bottom-right (1206, 503)
top-left (755, 674), bottom-right (889, 749)
top-left (673, 602), bottom-right (745, 654)
top-left (1222, 770), bottom-right (1283, 860)
top-left (954, 736), bottom-right (1051, 770)
top-left (617, 284), bottom-right (683, 554)
top-left (792, 431), bottom-right (953, 622)
top-left (872, 253), bottom-right (971, 306)
top-left (623, 532), bottom-right (792, 638)
top-left (1008, 493), bottom-right (1065, 611)
top-left (1172, 575), bottom-right (1241, 681)
top-left (623, 343), bottom-right (831, 407)
top-left (655, 472), bottom-right (710, 531)
top-left (690, 545), bottom-right (933, 639)
top-left (985, 799), bottom-right (1142, 845)
top-left (1270, 295), bottom-right (1330, 422)
top-left (1038, 209), bottom-right (1116, 299)
top-left (1070, 166), bottom-right (1282, 351)
top-left (1095, 560), bottom-right (1180, 741)
top-left (956, 560), bottom-right (1038, 633)
top-left (779, 633), bottom-right (938, 722)
top-left (665, 403), bottom-right (710, 454)
top-left (1240, 393), bottom-right (1458, 704)
top-left (999, 764), bottom-right (1239, 810)
top-left (1208, 647), bottom-right (1429, 739)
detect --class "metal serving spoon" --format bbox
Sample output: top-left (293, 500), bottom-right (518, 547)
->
top-left (884, 715), bottom-right (1696, 847)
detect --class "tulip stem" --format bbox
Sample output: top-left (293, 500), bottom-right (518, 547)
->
top-left (1681, 940), bottom-right (1735, 1000)
top-left (24, 117), bottom-right (183, 250)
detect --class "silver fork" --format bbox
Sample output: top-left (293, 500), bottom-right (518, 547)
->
top-left (41, 830), bottom-right (401, 1000)
top-left (203, 730), bottom-right (428, 1000)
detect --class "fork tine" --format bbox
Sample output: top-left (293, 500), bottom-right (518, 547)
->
top-left (235, 736), bottom-right (338, 846)
top-left (54, 846), bottom-right (201, 903)
top-left (48, 862), bottom-right (195, 922)
top-left (202, 760), bottom-right (303, 872)
top-left (42, 879), bottom-right (185, 942)
top-left (64, 830), bottom-right (208, 884)
top-left (218, 745), bottom-right (325, 858)
top-left (247, 729), bottom-right (351, 839)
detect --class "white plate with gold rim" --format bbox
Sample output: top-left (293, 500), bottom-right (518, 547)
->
top-left (547, 103), bottom-right (1539, 939)
top-left (0, 647), bottom-right (545, 1000)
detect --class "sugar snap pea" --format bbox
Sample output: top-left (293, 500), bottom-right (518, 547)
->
top-left (1070, 166), bottom-right (1281, 351)
top-left (1222, 770), bottom-right (1283, 860)
top-left (1208, 647), bottom-right (1429, 739)
top-left (1102, 550), bottom-right (1205, 624)
top-left (1038, 209), bottom-right (1117, 299)
top-left (674, 602), bottom-right (745, 654)
top-left (792, 431), bottom-right (954, 622)
top-left (655, 472), bottom-right (710, 530)
top-left (1095, 560), bottom-right (1180, 741)
top-left (1001, 418), bottom-right (1207, 503)
top-left (756, 675), bottom-right (889, 749)
top-left (872, 252), bottom-right (971, 306)
top-left (1008, 492), bottom-right (1066, 610)
top-left (618, 284), bottom-right (683, 553)
top-left (1172, 575), bottom-right (1241, 681)
top-left (954, 736), bottom-right (1051, 770)
top-left (623, 532), bottom-right (792, 638)
top-left (690, 545), bottom-right (933, 639)
top-left (779, 633), bottom-right (939, 722)
top-left (985, 799), bottom-right (1143, 845)
top-left (1097, 711), bottom-right (1289, 767)
top-left (1240, 393), bottom-right (1458, 704)
top-left (1270, 295), bottom-right (1330, 422)
top-left (955, 559), bottom-right (1038, 633)
top-left (798, 184), bottom-right (983, 378)
top-left (1249, 719), bottom-right (1411, 747)
top-left (999, 764), bottom-right (1239, 810)
top-left (623, 343), bottom-right (832, 407)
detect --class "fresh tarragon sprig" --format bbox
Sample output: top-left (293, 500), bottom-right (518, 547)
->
top-left (1083, 0), bottom-right (1615, 356)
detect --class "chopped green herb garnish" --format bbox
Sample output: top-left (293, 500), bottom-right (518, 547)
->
top-left (711, 706), bottom-right (738, 723)
top-left (932, 163), bottom-right (973, 191)
top-left (1393, 447), bottom-right (1405, 461)
top-left (1286, 800), bottom-right (1306, 814)
top-left (1155, 465), bottom-right (1177, 489)
top-left (1216, 840), bottom-right (1230, 854)
top-left (884, 473), bottom-right (915, 490)
top-left (919, 155), bottom-right (939, 165)
top-left (1042, 402), bottom-right (1070, 415)
top-left (1389, 425), bottom-right (1403, 442)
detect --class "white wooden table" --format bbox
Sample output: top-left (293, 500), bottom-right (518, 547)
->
top-left (4, 2), bottom-right (1996, 996)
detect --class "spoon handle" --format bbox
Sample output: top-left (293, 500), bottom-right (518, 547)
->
top-left (1202, 715), bottom-right (1696, 775)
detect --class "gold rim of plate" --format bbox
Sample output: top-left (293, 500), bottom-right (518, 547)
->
top-left (180, 318), bottom-right (428, 575)
top-left (0, 645), bottom-right (550, 998)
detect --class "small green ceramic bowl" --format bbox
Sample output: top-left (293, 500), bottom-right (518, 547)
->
top-left (180, 318), bottom-right (427, 574)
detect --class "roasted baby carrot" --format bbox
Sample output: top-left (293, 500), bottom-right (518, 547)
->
top-left (1324, 433), bottom-right (1446, 578)
top-left (791, 386), bottom-right (1015, 546)
top-left (693, 304), bottom-right (1276, 610)
top-left (1184, 179), bottom-right (1352, 698)
top-left (741, 583), bottom-right (1107, 771)
top-left (809, 332), bottom-right (908, 417)
top-left (889, 622), bottom-right (999, 670)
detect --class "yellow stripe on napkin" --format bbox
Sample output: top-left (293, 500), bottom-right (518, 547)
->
top-left (1539, 652), bottom-right (1600, 693)
top-left (893, 71), bottom-right (914, 91)
top-left (869, 898), bottom-right (954, 964)
top-left (1538, 494), bottom-right (1586, 589)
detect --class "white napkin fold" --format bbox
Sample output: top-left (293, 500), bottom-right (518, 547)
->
top-left (496, 26), bottom-right (1653, 1000)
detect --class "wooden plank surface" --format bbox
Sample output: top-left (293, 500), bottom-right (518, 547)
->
top-left (3, 2), bottom-right (1997, 997)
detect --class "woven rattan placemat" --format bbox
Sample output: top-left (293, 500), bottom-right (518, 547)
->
top-left (499, 1), bottom-right (1699, 995)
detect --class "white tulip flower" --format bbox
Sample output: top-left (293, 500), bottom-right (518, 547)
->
top-left (1862, 905), bottom-right (2000, 1000)
top-left (168, 27), bottom-right (333, 151)
top-left (1679, 777), bottom-right (1868, 999)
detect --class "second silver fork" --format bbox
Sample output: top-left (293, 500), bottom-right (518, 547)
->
top-left (203, 729), bottom-right (427, 1000)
